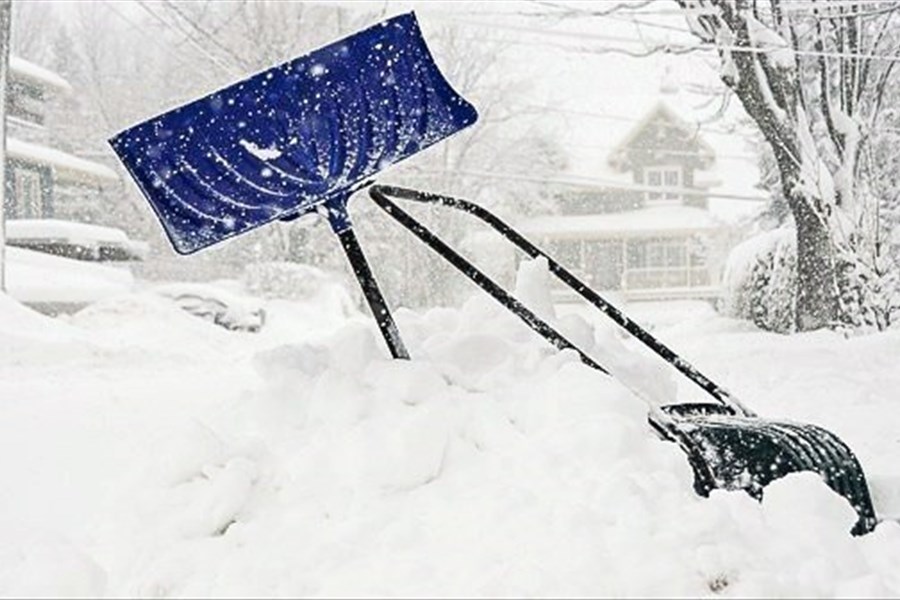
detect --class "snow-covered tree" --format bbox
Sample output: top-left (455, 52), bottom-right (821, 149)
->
top-left (677, 0), bottom-right (900, 331)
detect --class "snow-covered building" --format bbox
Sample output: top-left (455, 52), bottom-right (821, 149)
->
top-left (520, 90), bottom-right (764, 302)
top-left (2, 58), bottom-right (141, 314)
top-left (4, 56), bottom-right (119, 220)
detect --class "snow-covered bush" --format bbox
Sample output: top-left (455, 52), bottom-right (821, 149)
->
top-left (834, 248), bottom-right (900, 333)
top-left (722, 228), bottom-right (797, 333)
top-left (723, 228), bottom-right (900, 333)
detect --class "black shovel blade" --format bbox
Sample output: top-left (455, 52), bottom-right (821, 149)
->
top-left (662, 408), bottom-right (878, 536)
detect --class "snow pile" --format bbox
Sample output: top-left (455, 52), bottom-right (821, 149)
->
top-left (721, 227), bottom-right (797, 333)
top-left (93, 291), bottom-right (900, 597)
top-left (243, 262), bottom-right (354, 310)
top-left (5, 246), bottom-right (135, 306)
top-left (70, 291), bottom-right (246, 360)
top-left (0, 292), bottom-right (96, 364)
top-left (2, 260), bottom-right (900, 596)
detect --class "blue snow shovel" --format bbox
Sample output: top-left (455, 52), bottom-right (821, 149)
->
top-left (110, 12), bottom-right (878, 535)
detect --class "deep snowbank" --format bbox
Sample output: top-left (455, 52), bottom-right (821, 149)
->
top-left (2, 270), bottom-right (900, 596)
top-left (5, 246), bottom-right (135, 306)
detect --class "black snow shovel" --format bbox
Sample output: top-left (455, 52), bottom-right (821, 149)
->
top-left (108, 12), bottom-right (878, 535)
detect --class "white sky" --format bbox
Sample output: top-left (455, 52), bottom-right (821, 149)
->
top-left (403, 1), bottom-right (764, 220)
top-left (43, 0), bottom-right (763, 219)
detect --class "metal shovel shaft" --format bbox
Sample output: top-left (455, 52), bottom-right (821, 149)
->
top-left (369, 185), bottom-right (753, 416)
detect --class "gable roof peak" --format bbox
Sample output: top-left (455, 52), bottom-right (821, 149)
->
top-left (607, 99), bottom-right (715, 171)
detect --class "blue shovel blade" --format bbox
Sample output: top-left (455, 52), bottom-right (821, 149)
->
top-left (109, 12), bottom-right (478, 254)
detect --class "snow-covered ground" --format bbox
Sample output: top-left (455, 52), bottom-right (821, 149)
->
top-left (4, 246), bottom-right (135, 307)
top-left (3, 264), bottom-right (900, 597)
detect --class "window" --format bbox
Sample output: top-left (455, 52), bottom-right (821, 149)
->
top-left (624, 237), bottom-right (709, 289)
top-left (665, 244), bottom-right (686, 267)
top-left (644, 166), bottom-right (681, 205)
top-left (549, 239), bottom-right (582, 268)
top-left (627, 238), bottom-right (684, 269)
top-left (15, 169), bottom-right (43, 218)
top-left (584, 240), bottom-right (623, 289)
top-left (8, 83), bottom-right (46, 126)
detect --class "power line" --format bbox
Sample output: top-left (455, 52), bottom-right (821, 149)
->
top-left (529, 0), bottom-right (657, 17)
top-left (439, 14), bottom-right (900, 63)
top-left (511, 102), bottom-right (746, 137)
top-left (526, 2), bottom-right (719, 17)
top-left (403, 167), bottom-right (767, 202)
top-left (779, 0), bottom-right (900, 11)
top-left (434, 15), bottom-right (690, 46)
top-left (160, 0), bottom-right (253, 71)
top-left (532, 0), bottom-right (900, 18)
top-left (561, 142), bottom-right (758, 161)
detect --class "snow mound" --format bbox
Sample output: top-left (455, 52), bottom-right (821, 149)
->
top-left (70, 292), bottom-right (246, 360)
top-left (243, 261), bottom-right (356, 316)
top-left (89, 261), bottom-right (900, 597)
top-left (3, 258), bottom-right (900, 596)
top-left (0, 292), bottom-right (73, 336)
top-left (0, 292), bottom-right (96, 363)
top-left (5, 246), bottom-right (134, 306)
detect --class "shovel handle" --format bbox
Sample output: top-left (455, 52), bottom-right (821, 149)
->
top-left (326, 196), bottom-right (409, 361)
top-left (367, 186), bottom-right (609, 374)
top-left (369, 184), bottom-right (753, 417)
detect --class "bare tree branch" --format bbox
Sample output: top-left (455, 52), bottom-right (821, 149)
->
top-left (160, 0), bottom-right (253, 71)
top-left (528, 0), bottom-right (656, 17)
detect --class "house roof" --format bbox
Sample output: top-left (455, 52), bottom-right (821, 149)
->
top-left (519, 205), bottom-right (721, 240)
top-left (547, 89), bottom-right (767, 225)
top-left (8, 138), bottom-right (119, 184)
top-left (526, 42), bottom-right (767, 224)
top-left (607, 100), bottom-right (716, 171)
top-left (9, 57), bottom-right (72, 94)
top-left (364, 2), bottom-right (769, 224)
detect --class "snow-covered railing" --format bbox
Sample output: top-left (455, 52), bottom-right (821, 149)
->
top-left (6, 219), bottom-right (148, 262)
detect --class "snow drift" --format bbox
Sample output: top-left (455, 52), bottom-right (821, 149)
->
top-left (1, 264), bottom-right (900, 596)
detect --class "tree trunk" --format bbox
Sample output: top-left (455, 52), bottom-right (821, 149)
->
top-left (791, 196), bottom-right (838, 330)
top-left (672, 0), bottom-right (896, 331)
top-left (777, 157), bottom-right (839, 330)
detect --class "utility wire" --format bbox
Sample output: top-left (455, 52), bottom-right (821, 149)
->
top-left (438, 15), bottom-right (900, 63)
top-left (510, 103), bottom-right (747, 137)
top-left (403, 167), bottom-right (768, 202)
top-left (529, 0), bottom-right (657, 17)
top-left (160, 0), bottom-right (253, 71)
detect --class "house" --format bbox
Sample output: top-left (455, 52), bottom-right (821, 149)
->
top-left (519, 92), bottom-right (764, 302)
top-left (4, 56), bottom-right (120, 220)
top-left (2, 57), bottom-right (141, 314)
top-left (3, 57), bottom-right (145, 262)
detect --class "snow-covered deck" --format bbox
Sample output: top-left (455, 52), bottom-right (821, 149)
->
top-left (8, 137), bottom-right (118, 183)
top-left (6, 219), bottom-right (148, 262)
top-left (10, 56), bottom-right (73, 94)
